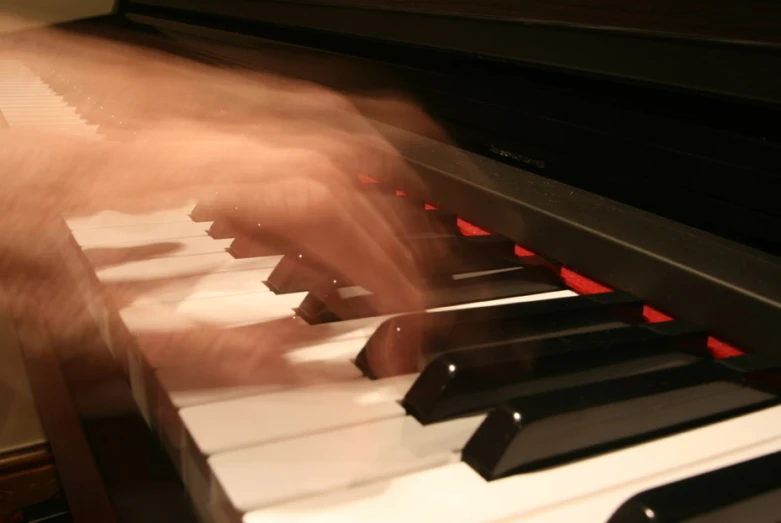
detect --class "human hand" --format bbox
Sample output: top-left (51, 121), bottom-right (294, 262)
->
top-left (0, 43), bottom-right (461, 384)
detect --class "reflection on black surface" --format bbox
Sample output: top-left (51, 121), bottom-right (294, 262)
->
top-left (463, 355), bottom-right (781, 480)
top-left (298, 265), bottom-right (564, 325)
top-left (404, 321), bottom-right (708, 423)
top-left (357, 291), bottom-right (644, 377)
top-left (608, 450), bottom-right (781, 523)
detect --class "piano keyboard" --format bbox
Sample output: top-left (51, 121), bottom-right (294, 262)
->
top-left (5, 60), bottom-right (781, 523)
top-left (0, 60), bottom-right (101, 137)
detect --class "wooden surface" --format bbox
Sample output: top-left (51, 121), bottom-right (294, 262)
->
top-left (0, 308), bottom-right (46, 457)
top-left (272, 0), bottom-right (781, 43)
top-left (0, 1), bottom-right (114, 35)
top-left (0, 447), bottom-right (59, 517)
top-left (0, 37), bottom-right (200, 522)
top-left (3, 211), bottom-right (196, 523)
top-left (0, 298), bottom-right (59, 518)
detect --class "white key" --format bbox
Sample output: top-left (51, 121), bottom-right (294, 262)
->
top-left (71, 221), bottom-right (212, 247)
top-left (210, 414), bottom-right (485, 512)
top-left (2, 115), bottom-right (83, 122)
top-left (0, 99), bottom-right (70, 105)
top-left (0, 104), bottom-right (72, 110)
top-left (66, 204), bottom-right (197, 229)
top-left (0, 108), bottom-right (80, 115)
top-left (9, 128), bottom-right (98, 136)
top-left (160, 350), bottom-right (362, 411)
top-left (0, 80), bottom-right (54, 86)
top-left (84, 235), bottom-right (233, 260)
top-left (179, 285), bottom-right (579, 517)
top-left (243, 404), bottom-right (781, 523)
top-left (5, 122), bottom-right (92, 130)
top-left (123, 284), bottom-right (311, 443)
top-left (129, 268), bottom-right (275, 304)
top-left (148, 289), bottom-right (576, 453)
top-left (0, 87), bottom-right (53, 92)
top-left (5, 119), bottom-right (90, 127)
top-left (0, 93), bottom-right (68, 99)
top-left (508, 438), bottom-right (781, 523)
top-left (0, 62), bottom-right (104, 143)
top-left (156, 335), bottom-right (369, 407)
top-left (0, 91), bottom-right (59, 97)
top-left (153, 337), bottom-right (366, 475)
top-left (142, 316), bottom-right (384, 413)
top-left (96, 252), bottom-right (282, 283)
top-left (151, 288), bottom-right (576, 408)
top-left (120, 289), bottom-right (304, 332)
top-left (0, 101), bottom-right (68, 107)
top-left (182, 374), bottom-right (417, 456)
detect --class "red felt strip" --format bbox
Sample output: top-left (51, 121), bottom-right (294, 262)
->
top-left (457, 218), bottom-right (492, 236)
top-left (400, 204), bottom-right (746, 358)
top-left (707, 337), bottom-right (744, 358)
top-left (559, 267), bottom-right (612, 295)
top-left (357, 173), bottom-right (380, 184)
top-left (643, 306), bottom-right (674, 324)
top-left (514, 245), bottom-right (536, 257)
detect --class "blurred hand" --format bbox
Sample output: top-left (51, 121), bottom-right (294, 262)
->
top-left (0, 23), bottom-right (454, 382)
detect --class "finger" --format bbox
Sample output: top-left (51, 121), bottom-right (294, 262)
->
top-left (201, 174), bottom-right (424, 314)
top-left (83, 243), bottom-right (184, 270)
top-left (134, 316), bottom-right (306, 369)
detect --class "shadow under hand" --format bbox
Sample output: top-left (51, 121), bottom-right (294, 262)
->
top-left (134, 316), bottom-right (365, 396)
top-left (84, 242), bottom-right (184, 269)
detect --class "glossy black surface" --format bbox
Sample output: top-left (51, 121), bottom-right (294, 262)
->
top-left (206, 219), bottom-right (241, 239)
top-left (404, 321), bottom-right (709, 423)
top-left (226, 236), bottom-right (285, 259)
top-left (69, 12), bottom-right (781, 358)
top-left (263, 205), bottom-right (459, 294)
top-left (400, 208), bottom-right (460, 237)
top-left (462, 355), bottom-right (781, 480)
top-left (188, 201), bottom-right (214, 222)
top-left (296, 265), bottom-right (564, 324)
top-left (195, 199), bottom-right (294, 248)
top-left (265, 252), bottom-right (335, 294)
top-left (266, 233), bottom-right (520, 294)
top-left (608, 450), bottom-right (781, 522)
top-left (188, 190), bottom-right (243, 223)
top-left (123, 4), bottom-right (781, 256)
top-left (356, 291), bottom-right (644, 377)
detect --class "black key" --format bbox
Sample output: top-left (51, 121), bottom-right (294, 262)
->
top-left (404, 321), bottom-right (709, 424)
top-left (296, 265), bottom-right (565, 325)
top-left (608, 450), bottom-right (781, 523)
top-left (417, 234), bottom-right (518, 275)
top-left (265, 252), bottom-right (337, 294)
top-left (190, 201), bottom-right (216, 222)
top-left (226, 236), bottom-right (288, 259)
top-left (404, 209), bottom-right (460, 237)
top-left (462, 354), bottom-right (781, 481)
top-left (190, 181), bottom-right (403, 222)
top-left (356, 291), bottom-right (645, 378)
top-left (207, 219), bottom-right (242, 239)
top-left (189, 192), bottom-right (226, 222)
top-left (194, 197), bottom-right (288, 242)
top-left (265, 234), bottom-right (520, 294)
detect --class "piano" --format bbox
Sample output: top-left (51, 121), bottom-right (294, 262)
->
top-left (1, 1), bottom-right (781, 521)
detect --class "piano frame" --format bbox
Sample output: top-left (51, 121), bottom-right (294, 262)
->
top-left (121, 0), bottom-right (781, 106)
top-left (104, 9), bottom-right (781, 357)
top-left (5, 3), bottom-right (781, 522)
top-left (7, 220), bottom-right (200, 523)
